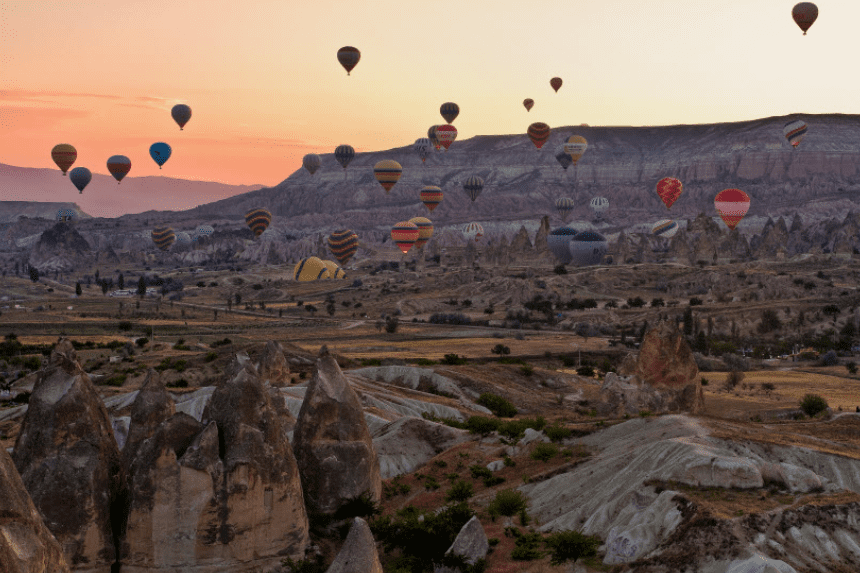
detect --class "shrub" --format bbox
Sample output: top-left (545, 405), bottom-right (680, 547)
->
top-left (445, 480), bottom-right (474, 502)
top-left (491, 344), bottom-right (510, 355)
top-left (416, 358), bottom-right (436, 366)
top-left (487, 489), bottom-right (528, 518)
top-left (334, 492), bottom-right (381, 521)
top-left (477, 393), bottom-right (517, 417)
top-left (576, 365), bottom-right (594, 377)
top-left (135, 337), bottom-right (149, 347)
top-left (544, 530), bottom-right (601, 565)
top-left (442, 353), bottom-right (468, 365)
top-left (820, 350), bottom-right (839, 367)
top-left (204, 351), bottom-right (218, 362)
top-left (700, 376), bottom-right (709, 386)
top-left (118, 321), bottom-right (133, 331)
top-left (725, 370), bottom-right (744, 390)
top-left (484, 475), bottom-right (505, 487)
top-left (104, 374), bottom-right (126, 387)
top-left (281, 556), bottom-right (326, 573)
top-left (531, 443), bottom-right (559, 462)
top-left (627, 297), bottom-right (646, 308)
top-left (689, 297), bottom-right (703, 306)
top-left (544, 423), bottom-right (572, 442)
top-left (503, 455), bottom-right (516, 467)
top-left (761, 382), bottom-right (775, 396)
top-left (385, 316), bottom-right (399, 333)
top-left (470, 465), bottom-right (493, 479)
top-left (510, 530), bottom-right (544, 561)
top-left (847, 362), bottom-right (857, 375)
top-left (519, 365), bottom-right (534, 377)
top-left (465, 416), bottom-right (502, 436)
top-left (800, 394), bottom-right (828, 417)
top-left (166, 379), bottom-right (188, 388)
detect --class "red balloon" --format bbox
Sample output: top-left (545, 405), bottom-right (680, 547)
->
top-left (792, 2), bottom-right (818, 35)
top-left (391, 221), bottom-right (419, 254)
top-left (714, 189), bottom-right (750, 230)
top-left (656, 177), bottom-right (683, 210)
top-left (550, 77), bottom-right (562, 92)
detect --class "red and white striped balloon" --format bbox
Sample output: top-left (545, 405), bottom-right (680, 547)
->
top-left (714, 189), bottom-right (750, 230)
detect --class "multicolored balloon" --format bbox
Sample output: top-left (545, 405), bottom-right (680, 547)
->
top-left (428, 125), bottom-right (441, 150)
top-left (523, 99), bottom-right (534, 112)
top-left (174, 231), bottom-right (192, 245)
top-left (149, 142), bottom-right (171, 169)
top-left (555, 149), bottom-right (572, 170)
top-left (555, 197), bottom-right (574, 223)
top-left (792, 2), bottom-right (818, 35)
top-left (655, 177), bottom-right (683, 209)
top-left (195, 225), bottom-right (214, 237)
top-left (69, 167), bottom-right (92, 194)
top-left (151, 227), bottom-right (176, 251)
top-left (408, 217), bottom-right (434, 249)
top-left (171, 104), bottom-right (191, 130)
top-left (590, 197), bottom-right (609, 218)
top-left (652, 219), bottom-right (679, 238)
top-left (303, 154), bottom-right (321, 175)
top-left (564, 136), bottom-right (588, 165)
top-left (420, 186), bottom-right (443, 212)
top-left (440, 102), bottom-right (459, 124)
top-left (107, 155), bottom-right (131, 183)
top-left (374, 160), bottom-right (402, 193)
top-left (783, 119), bottom-right (807, 148)
top-left (294, 256), bottom-right (331, 281)
top-left (436, 125), bottom-right (458, 150)
top-left (391, 221), bottom-right (420, 254)
top-left (51, 144), bottom-right (76, 175)
top-left (414, 138), bottom-right (433, 163)
top-left (463, 222), bottom-right (484, 241)
top-left (550, 77), bottom-right (563, 92)
top-left (337, 46), bottom-right (361, 75)
top-left (527, 122), bottom-right (550, 150)
top-left (322, 260), bottom-right (347, 279)
top-left (463, 176), bottom-right (484, 202)
top-left (245, 208), bottom-right (272, 237)
top-left (56, 208), bottom-right (75, 222)
top-left (334, 145), bottom-right (355, 169)
top-left (328, 229), bottom-right (359, 266)
top-left (714, 189), bottom-right (750, 230)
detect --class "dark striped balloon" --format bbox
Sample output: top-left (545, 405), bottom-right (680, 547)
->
top-left (428, 125), bottom-right (441, 149)
top-left (151, 227), bottom-right (176, 251)
top-left (555, 149), bottom-right (572, 170)
top-left (334, 144), bottom-right (355, 169)
top-left (408, 217), bottom-right (434, 249)
top-left (374, 160), bottom-right (402, 193)
top-left (245, 208), bottom-right (272, 237)
top-left (527, 122), bottom-right (550, 150)
top-left (440, 102), bottom-right (459, 124)
top-left (303, 153), bottom-right (321, 175)
top-left (463, 176), bottom-right (484, 202)
top-left (337, 46), bottom-right (361, 75)
top-left (420, 186), bottom-right (443, 212)
top-left (328, 229), bottom-right (359, 266)
top-left (391, 221), bottom-right (419, 254)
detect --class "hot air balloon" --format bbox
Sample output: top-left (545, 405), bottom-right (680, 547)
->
top-left (69, 167), bottom-right (92, 194)
top-left (414, 138), bottom-right (433, 163)
top-left (328, 229), bottom-right (359, 266)
top-left (420, 186), bottom-right (443, 212)
top-left (171, 104), bottom-right (191, 130)
top-left (440, 102), bottom-right (459, 124)
top-left (391, 221), bottom-right (420, 254)
top-left (56, 208), bottom-right (75, 222)
top-left (294, 257), bottom-right (331, 281)
top-left (337, 46), bottom-right (361, 75)
top-left (655, 177), bottom-right (683, 209)
top-left (151, 227), bottom-right (176, 251)
top-left (374, 160), bottom-right (402, 193)
top-left (550, 77), bottom-right (563, 92)
top-left (195, 225), bottom-right (214, 238)
top-left (463, 176), bottom-right (484, 202)
top-left (334, 145), bottom-right (355, 169)
top-left (714, 189), bottom-right (750, 230)
top-left (436, 125), bottom-right (457, 150)
top-left (569, 231), bottom-right (607, 266)
top-left (590, 197), bottom-right (609, 219)
top-left (303, 154), bottom-right (321, 175)
top-left (107, 155), bottom-right (131, 183)
top-left (547, 227), bottom-right (578, 264)
top-left (245, 208), bottom-right (272, 237)
top-left (792, 2), bottom-right (818, 35)
top-left (174, 231), bottom-right (192, 245)
top-left (463, 222), bottom-right (484, 242)
top-left (527, 123), bottom-right (550, 150)
top-left (783, 119), bottom-right (807, 148)
top-left (149, 142), bottom-right (172, 169)
top-left (51, 144), bottom-right (76, 175)
top-left (652, 219), bottom-right (679, 238)
top-left (428, 125), bottom-right (442, 150)
top-left (408, 217), bottom-right (434, 249)
top-left (555, 197), bottom-right (574, 223)
top-left (564, 136), bottom-right (588, 165)
top-left (555, 149), bottom-right (573, 170)
top-left (523, 99), bottom-right (534, 112)
top-left (321, 260), bottom-right (347, 279)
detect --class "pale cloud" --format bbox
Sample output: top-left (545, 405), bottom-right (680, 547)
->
top-left (0, 89), bottom-right (123, 101)
top-left (0, 105), bottom-right (90, 131)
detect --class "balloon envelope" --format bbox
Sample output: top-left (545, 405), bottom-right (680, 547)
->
top-left (463, 176), bottom-right (484, 202)
top-left (428, 125), bottom-right (441, 149)
top-left (328, 229), bottom-right (359, 266)
top-left (440, 102), bottom-right (459, 124)
top-left (527, 122), bottom-right (550, 149)
top-left (523, 98), bottom-right (534, 112)
top-left (321, 260), bottom-right (347, 279)
top-left (408, 217), bottom-right (434, 249)
top-left (51, 144), bottom-right (76, 175)
top-left (195, 225), bottom-right (214, 237)
top-left (550, 77), bottom-right (563, 92)
top-left (655, 177), bottom-right (683, 209)
top-left (555, 197), bottom-right (574, 223)
top-left (555, 149), bottom-right (572, 170)
top-left (391, 221), bottom-right (419, 254)
top-left (334, 145), bottom-right (355, 169)
top-left (590, 197), bottom-right (609, 218)
top-left (294, 257), bottom-right (330, 281)
top-left (149, 142), bottom-right (171, 168)
top-left (151, 227), bottom-right (176, 251)
top-left (462, 222), bottom-right (484, 241)
top-left (245, 208), bottom-right (272, 237)
top-left (569, 231), bottom-right (607, 266)
top-left (171, 104), bottom-right (191, 130)
top-left (414, 138), bottom-right (433, 163)
top-left (337, 46), bottom-right (361, 75)
top-left (564, 136), bottom-right (587, 165)
top-left (374, 160), bottom-right (402, 193)
top-left (69, 167), bottom-right (92, 194)
top-left (714, 189), bottom-right (750, 230)
top-left (652, 219), bottom-right (679, 238)
top-left (56, 208), bottom-right (76, 222)
top-left (174, 231), bottom-right (191, 245)
top-left (420, 186), bottom-right (443, 212)
top-left (547, 227), bottom-right (578, 264)
top-left (107, 155), bottom-right (131, 183)
top-left (303, 154), bottom-right (321, 175)
top-left (783, 120), bottom-right (807, 148)
top-left (436, 125), bottom-right (457, 150)
top-left (792, 2), bottom-right (818, 34)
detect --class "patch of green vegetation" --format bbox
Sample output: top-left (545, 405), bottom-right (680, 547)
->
top-left (416, 358), bottom-right (436, 366)
top-left (544, 530), bottom-right (600, 565)
top-left (476, 393), bottom-right (517, 417)
top-left (530, 443), bottom-right (559, 462)
top-left (800, 394), bottom-right (828, 417)
top-left (383, 476), bottom-right (411, 499)
top-left (204, 351), bottom-right (218, 362)
top-left (441, 353), bottom-right (468, 365)
top-left (544, 423), bottom-right (572, 442)
top-left (508, 528), bottom-right (544, 561)
top-left (166, 379), bottom-right (188, 388)
top-left (445, 480), bottom-right (474, 502)
top-left (103, 374), bottom-right (127, 387)
top-left (487, 488), bottom-right (528, 519)
top-left (360, 358), bottom-right (382, 366)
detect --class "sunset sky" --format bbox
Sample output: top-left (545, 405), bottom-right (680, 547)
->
top-left (1, 0), bottom-right (857, 200)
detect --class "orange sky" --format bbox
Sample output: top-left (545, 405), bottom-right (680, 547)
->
top-left (1, 0), bottom-right (857, 199)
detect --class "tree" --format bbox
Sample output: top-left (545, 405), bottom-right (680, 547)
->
top-left (101, 280), bottom-right (109, 295)
top-left (75, 282), bottom-right (82, 296)
top-left (800, 394), bottom-right (828, 417)
top-left (234, 293), bottom-right (241, 306)
top-left (683, 308), bottom-right (693, 336)
top-left (29, 266), bottom-right (39, 283)
top-left (758, 309), bottom-right (782, 334)
top-left (137, 277), bottom-right (146, 298)
top-left (95, 269), bottom-right (100, 281)
top-left (118, 273), bottom-right (124, 290)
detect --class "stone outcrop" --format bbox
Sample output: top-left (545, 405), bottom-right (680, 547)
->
top-left (121, 369), bottom-right (175, 470)
top-left (434, 516), bottom-right (489, 573)
top-left (0, 446), bottom-right (71, 573)
top-left (325, 517), bottom-right (382, 573)
top-left (372, 417), bottom-right (470, 479)
top-left (257, 340), bottom-right (290, 387)
top-left (293, 346), bottom-right (382, 515)
top-left (12, 338), bottom-right (124, 572)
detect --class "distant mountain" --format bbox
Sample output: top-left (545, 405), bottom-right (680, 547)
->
top-left (0, 163), bottom-right (265, 218)
top-left (0, 201), bottom-right (89, 224)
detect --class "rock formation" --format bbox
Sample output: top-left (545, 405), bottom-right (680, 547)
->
top-left (0, 446), bottom-right (71, 573)
top-left (121, 369), bottom-right (175, 470)
top-left (372, 417), bottom-right (470, 479)
top-left (325, 517), bottom-right (382, 573)
top-left (434, 516), bottom-right (489, 573)
top-left (257, 340), bottom-right (291, 387)
top-left (12, 338), bottom-right (124, 572)
top-left (293, 346), bottom-right (382, 515)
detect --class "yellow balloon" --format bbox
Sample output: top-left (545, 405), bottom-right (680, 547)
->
top-left (321, 260), bottom-right (347, 279)
top-left (293, 257), bottom-right (331, 281)
top-left (564, 135), bottom-right (588, 165)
